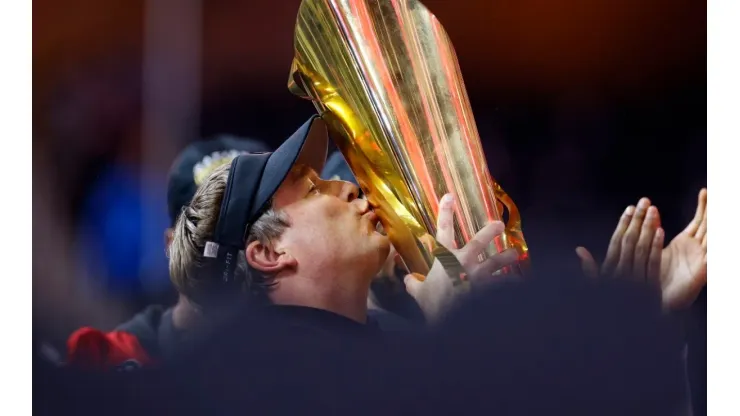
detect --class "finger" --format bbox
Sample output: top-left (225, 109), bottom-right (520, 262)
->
top-left (615, 198), bottom-right (651, 278)
top-left (697, 214), bottom-right (707, 242)
top-left (702, 234), bottom-right (707, 251)
top-left (457, 221), bottom-right (506, 268)
top-left (631, 206), bottom-right (660, 281)
top-left (435, 194), bottom-right (456, 249)
top-left (403, 273), bottom-right (424, 297)
top-left (646, 228), bottom-right (664, 285)
top-left (696, 190), bottom-right (707, 241)
top-left (419, 234), bottom-right (437, 253)
top-left (684, 188), bottom-right (707, 236)
top-left (601, 205), bottom-right (635, 276)
top-left (576, 247), bottom-right (599, 279)
top-left (468, 248), bottom-right (519, 282)
top-left (378, 247), bottom-right (399, 279)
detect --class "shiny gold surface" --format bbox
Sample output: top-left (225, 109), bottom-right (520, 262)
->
top-left (289, 0), bottom-right (528, 276)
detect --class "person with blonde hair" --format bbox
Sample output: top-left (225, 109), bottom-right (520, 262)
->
top-left (66, 135), bottom-right (270, 371)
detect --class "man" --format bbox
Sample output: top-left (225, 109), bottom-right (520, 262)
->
top-left (66, 135), bottom-right (271, 370)
top-left (66, 117), bottom-right (495, 371)
top-left (167, 115), bottom-right (521, 333)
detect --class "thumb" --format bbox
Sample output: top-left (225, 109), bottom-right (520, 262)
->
top-left (575, 246), bottom-right (599, 279)
top-left (403, 273), bottom-right (424, 296)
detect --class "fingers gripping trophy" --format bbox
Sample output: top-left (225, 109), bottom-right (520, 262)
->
top-left (288, 0), bottom-right (529, 285)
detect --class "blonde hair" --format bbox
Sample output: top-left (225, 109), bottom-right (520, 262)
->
top-left (169, 163), bottom-right (290, 302)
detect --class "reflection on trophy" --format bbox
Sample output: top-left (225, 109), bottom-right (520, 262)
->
top-left (288, 0), bottom-right (529, 277)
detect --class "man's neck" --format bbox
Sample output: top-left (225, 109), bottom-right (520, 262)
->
top-left (269, 275), bottom-right (371, 324)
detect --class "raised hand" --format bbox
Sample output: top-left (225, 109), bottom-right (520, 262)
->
top-left (404, 194), bottom-right (519, 322)
top-left (576, 197), bottom-right (664, 284)
top-left (577, 189), bottom-right (707, 311)
top-left (660, 188), bottom-right (707, 310)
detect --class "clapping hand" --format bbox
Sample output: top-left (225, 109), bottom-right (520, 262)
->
top-left (577, 189), bottom-right (707, 310)
top-left (576, 197), bottom-right (664, 283)
top-left (660, 188), bottom-right (707, 310)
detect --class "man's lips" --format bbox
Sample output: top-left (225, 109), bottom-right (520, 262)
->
top-left (364, 210), bottom-right (379, 224)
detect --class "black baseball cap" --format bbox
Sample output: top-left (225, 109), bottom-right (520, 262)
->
top-left (202, 115), bottom-right (328, 290)
top-left (167, 135), bottom-right (271, 226)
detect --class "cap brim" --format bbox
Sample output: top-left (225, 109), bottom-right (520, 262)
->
top-left (250, 115), bottom-right (329, 219)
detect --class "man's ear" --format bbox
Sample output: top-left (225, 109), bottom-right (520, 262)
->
top-left (164, 228), bottom-right (174, 257)
top-left (245, 240), bottom-right (297, 274)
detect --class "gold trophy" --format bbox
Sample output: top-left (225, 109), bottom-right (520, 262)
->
top-left (288, 0), bottom-right (528, 279)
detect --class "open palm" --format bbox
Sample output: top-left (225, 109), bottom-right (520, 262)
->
top-left (660, 189), bottom-right (707, 310)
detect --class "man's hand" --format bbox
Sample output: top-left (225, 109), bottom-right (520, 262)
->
top-left (374, 244), bottom-right (402, 284)
top-left (660, 188), bottom-right (707, 310)
top-left (404, 194), bottom-right (519, 322)
top-left (576, 197), bottom-right (664, 284)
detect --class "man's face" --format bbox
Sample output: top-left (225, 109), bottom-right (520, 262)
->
top-left (269, 164), bottom-right (391, 281)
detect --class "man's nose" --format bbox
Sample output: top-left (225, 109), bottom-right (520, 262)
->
top-left (339, 181), bottom-right (360, 202)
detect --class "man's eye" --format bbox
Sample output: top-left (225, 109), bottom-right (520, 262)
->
top-left (308, 182), bottom-right (320, 195)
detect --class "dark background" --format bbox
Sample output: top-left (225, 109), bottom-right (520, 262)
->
top-left (32, 0), bottom-right (706, 412)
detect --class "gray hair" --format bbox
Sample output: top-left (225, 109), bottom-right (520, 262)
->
top-left (169, 163), bottom-right (290, 303)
